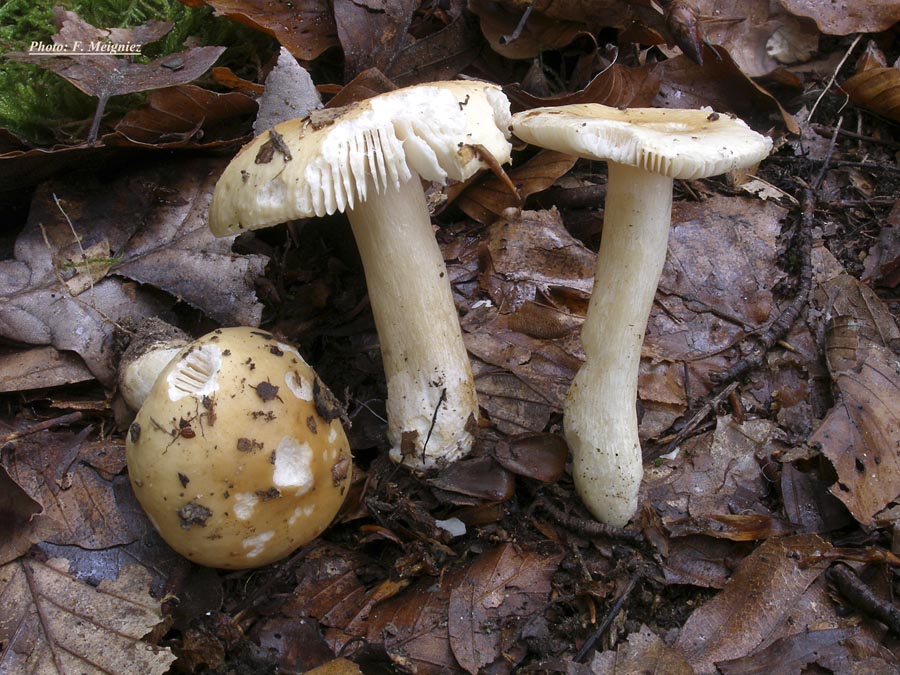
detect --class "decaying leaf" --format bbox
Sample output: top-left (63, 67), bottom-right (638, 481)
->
top-left (506, 62), bottom-right (661, 110)
top-left (0, 158), bottom-right (267, 385)
top-left (0, 558), bottom-right (175, 675)
top-left (468, 0), bottom-right (594, 60)
top-left (114, 84), bottom-right (258, 146)
top-left (0, 466), bottom-right (60, 565)
top-left (181, 0), bottom-right (338, 61)
top-left (0, 347), bottom-right (94, 393)
top-left (778, 0), bottom-right (900, 35)
top-left (674, 534), bottom-right (832, 675)
top-left (842, 67), bottom-right (900, 123)
top-left (807, 248), bottom-right (900, 526)
top-left (366, 566), bottom-right (466, 674)
top-left (333, 0), bottom-right (417, 79)
top-left (447, 544), bottom-right (564, 674)
top-left (2, 429), bottom-right (134, 550)
top-left (591, 624), bottom-right (694, 675)
top-left (456, 151), bottom-right (577, 225)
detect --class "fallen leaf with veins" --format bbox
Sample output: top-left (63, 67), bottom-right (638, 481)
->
top-left (0, 158), bottom-right (267, 385)
top-left (0, 558), bottom-right (175, 675)
top-left (808, 247), bottom-right (900, 526)
top-left (675, 534), bottom-right (832, 674)
top-left (180, 0), bottom-right (338, 61)
top-left (0, 465), bottom-right (60, 565)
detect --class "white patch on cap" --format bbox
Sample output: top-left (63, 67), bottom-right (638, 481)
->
top-left (327, 426), bottom-right (337, 444)
top-left (277, 342), bottom-right (303, 360)
top-left (272, 437), bottom-right (314, 495)
top-left (288, 503), bottom-right (316, 525)
top-left (285, 370), bottom-right (313, 401)
top-left (242, 530), bottom-right (274, 558)
top-left (233, 492), bottom-right (259, 521)
top-left (167, 344), bottom-right (221, 401)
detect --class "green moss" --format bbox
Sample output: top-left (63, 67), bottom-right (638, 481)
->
top-left (0, 0), bottom-right (275, 146)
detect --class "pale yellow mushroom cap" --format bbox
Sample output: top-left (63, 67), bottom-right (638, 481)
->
top-left (511, 104), bottom-right (772, 180)
top-left (208, 80), bottom-right (513, 235)
top-left (125, 327), bottom-right (352, 569)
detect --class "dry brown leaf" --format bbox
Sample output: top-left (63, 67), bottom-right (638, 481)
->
top-left (0, 466), bottom-right (60, 565)
top-left (367, 567), bottom-right (467, 674)
top-left (645, 415), bottom-right (780, 525)
top-left (507, 62), bottom-right (661, 110)
top-left (114, 84), bottom-right (257, 145)
top-left (456, 151), bottom-right (577, 225)
top-left (0, 159), bottom-right (267, 385)
top-left (2, 429), bottom-right (134, 550)
top-left (0, 558), bottom-right (175, 674)
top-left (674, 534), bottom-right (832, 675)
top-left (448, 544), bottom-right (563, 674)
top-left (716, 627), bottom-right (859, 675)
top-left (182, 0), bottom-right (338, 61)
top-left (468, 0), bottom-right (592, 60)
top-left (842, 68), bottom-right (900, 123)
top-left (778, 0), bottom-right (900, 35)
top-left (0, 347), bottom-right (94, 393)
top-left (591, 624), bottom-right (695, 675)
top-left (807, 254), bottom-right (900, 526)
top-left (686, 0), bottom-right (818, 77)
top-left (640, 196), bottom-right (788, 428)
top-left (334, 0), bottom-right (417, 78)
top-left (389, 11), bottom-right (484, 85)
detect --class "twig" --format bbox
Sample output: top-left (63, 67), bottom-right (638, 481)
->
top-left (574, 571), bottom-right (641, 662)
top-left (500, 0), bottom-right (538, 45)
top-left (653, 382), bottom-right (738, 454)
top-left (808, 34), bottom-right (860, 123)
top-left (1, 412), bottom-right (84, 445)
top-left (827, 563), bottom-right (900, 635)
top-left (535, 497), bottom-right (643, 543)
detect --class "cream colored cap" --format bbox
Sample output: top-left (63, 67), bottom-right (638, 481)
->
top-left (510, 104), bottom-right (772, 181)
top-left (209, 80), bottom-right (512, 235)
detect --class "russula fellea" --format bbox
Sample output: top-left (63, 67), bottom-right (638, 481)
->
top-left (208, 80), bottom-right (513, 471)
top-left (125, 327), bottom-right (352, 568)
top-left (510, 104), bottom-right (772, 527)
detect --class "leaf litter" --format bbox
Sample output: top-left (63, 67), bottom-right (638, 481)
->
top-left (2, 0), bottom-right (900, 673)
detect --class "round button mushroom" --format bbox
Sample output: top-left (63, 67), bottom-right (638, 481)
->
top-left (125, 327), bottom-right (352, 568)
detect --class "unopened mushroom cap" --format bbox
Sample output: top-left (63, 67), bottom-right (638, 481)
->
top-left (510, 104), bottom-right (772, 181)
top-left (209, 80), bottom-right (512, 235)
top-left (125, 327), bottom-right (352, 569)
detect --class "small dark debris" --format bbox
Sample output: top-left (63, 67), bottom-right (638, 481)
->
top-left (178, 501), bottom-right (213, 530)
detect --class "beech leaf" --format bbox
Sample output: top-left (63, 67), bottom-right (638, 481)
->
top-left (674, 534), bottom-right (832, 675)
top-left (0, 159), bottom-right (267, 385)
top-left (447, 544), bottom-right (563, 674)
top-left (0, 558), bottom-right (175, 675)
top-left (808, 250), bottom-right (900, 526)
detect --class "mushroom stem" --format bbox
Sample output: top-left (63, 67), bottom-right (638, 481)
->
top-left (346, 175), bottom-right (477, 470)
top-left (564, 162), bottom-right (673, 527)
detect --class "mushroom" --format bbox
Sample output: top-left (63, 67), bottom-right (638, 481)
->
top-left (510, 104), bottom-right (772, 526)
top-left (118, 318), bottom-right (191, 411)
top-left (125, 326), bottom-right (352, 568)
top-left (208, 81), bottom-right (513, 471)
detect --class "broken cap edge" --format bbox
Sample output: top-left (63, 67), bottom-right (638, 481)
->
top-left (209, 81), bottom-right (513, 237)
top-left (510, 104), bottom-right (773, 181)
